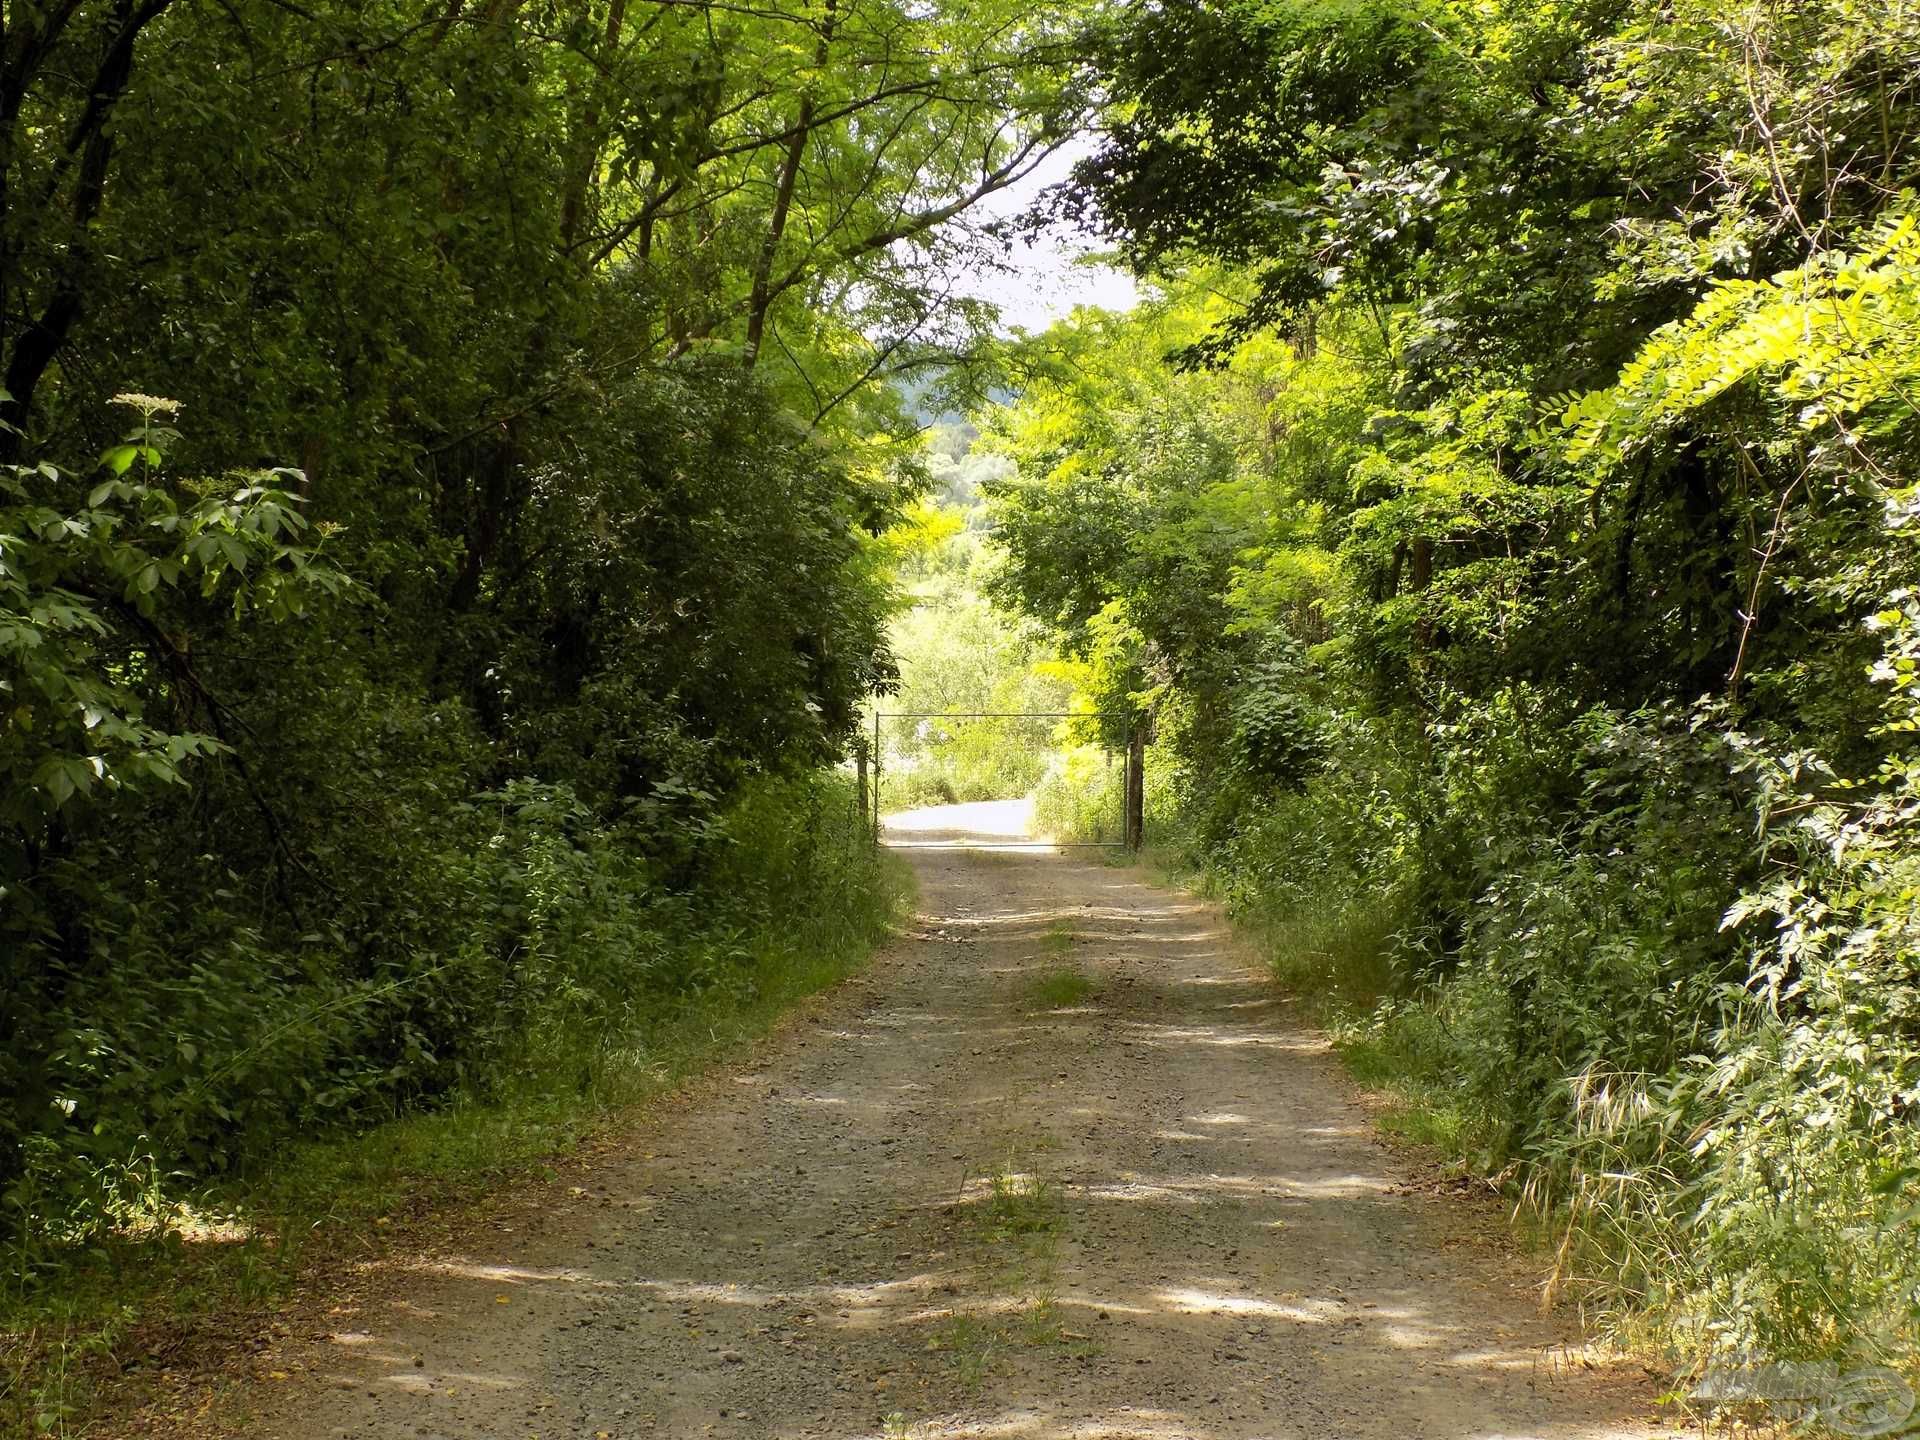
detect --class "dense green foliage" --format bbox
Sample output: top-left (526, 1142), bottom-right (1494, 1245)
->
top-left (875, 472), bottom-right (1074, 811)
top-left (10, 0), bottom-right (1920, 1413)
top-left (987, 0), bottom-right (1920, 1370)
top-left (0, 0), bottom-right (1085, 1276)
top-left (4, 769), bottom-right (899, 1434)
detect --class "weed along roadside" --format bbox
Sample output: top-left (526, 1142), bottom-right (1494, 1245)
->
top-left (1, 781), bottom-right (907, 1437)
top-left (141, 806), bottom-right (1676, 1440)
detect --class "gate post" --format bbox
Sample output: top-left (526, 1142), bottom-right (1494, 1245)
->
top-left (854, 736), bottom-right (870, 842)
top-left (1125, 719), bottom-right (1145, 851)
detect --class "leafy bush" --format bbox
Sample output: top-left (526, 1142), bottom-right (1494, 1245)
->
top-left (1030, 745), bottom-right (1126, 843)
top-left (1, 393), bottom-right (899, 1271)
top-left (4, 768), bottom-right (892, 1268)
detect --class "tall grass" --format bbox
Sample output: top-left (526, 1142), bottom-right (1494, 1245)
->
top-left (1170, 707), bottom-right (1920, 1385)
top-left (1, 770), bottom-right (906, 1438)
top-left (1030, 747), bottom-right (1126, 842)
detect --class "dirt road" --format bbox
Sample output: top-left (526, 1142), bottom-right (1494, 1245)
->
top-left (213, 805), bottom-right (1675, 1440)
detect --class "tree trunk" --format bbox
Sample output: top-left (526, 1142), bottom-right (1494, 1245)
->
top-left (0, 0), bottom-right (174, 455)
top-left (742, 0), bottom-right (836, 367)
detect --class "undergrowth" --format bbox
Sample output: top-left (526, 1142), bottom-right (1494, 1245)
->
top-left (1030, 746), bottom-right (1127, 844)
top-left (1157, 701), bottom-right (1920, 1395)
top-left (0, 771), bottom-right (907, 1438)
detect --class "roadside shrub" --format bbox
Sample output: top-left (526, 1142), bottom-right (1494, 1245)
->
top-left (2, 769), bottom-right (892, 1270)
top-left (1031, 745), bottom-right (1127, 842)
top-left (1, 377), bottom-right (899, 1271)
top-left (1181, 681), bottom-right (1920, 1370)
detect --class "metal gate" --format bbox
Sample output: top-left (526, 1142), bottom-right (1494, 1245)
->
top-left (862, 711), bottom-right (1142, 851)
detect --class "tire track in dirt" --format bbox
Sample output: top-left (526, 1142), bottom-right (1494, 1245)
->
top-left (206, 809), bottom-right (1680, 1439)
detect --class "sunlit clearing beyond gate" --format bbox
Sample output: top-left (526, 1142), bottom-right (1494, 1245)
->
top-left (869, 711), bottom-right (1132, 849)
